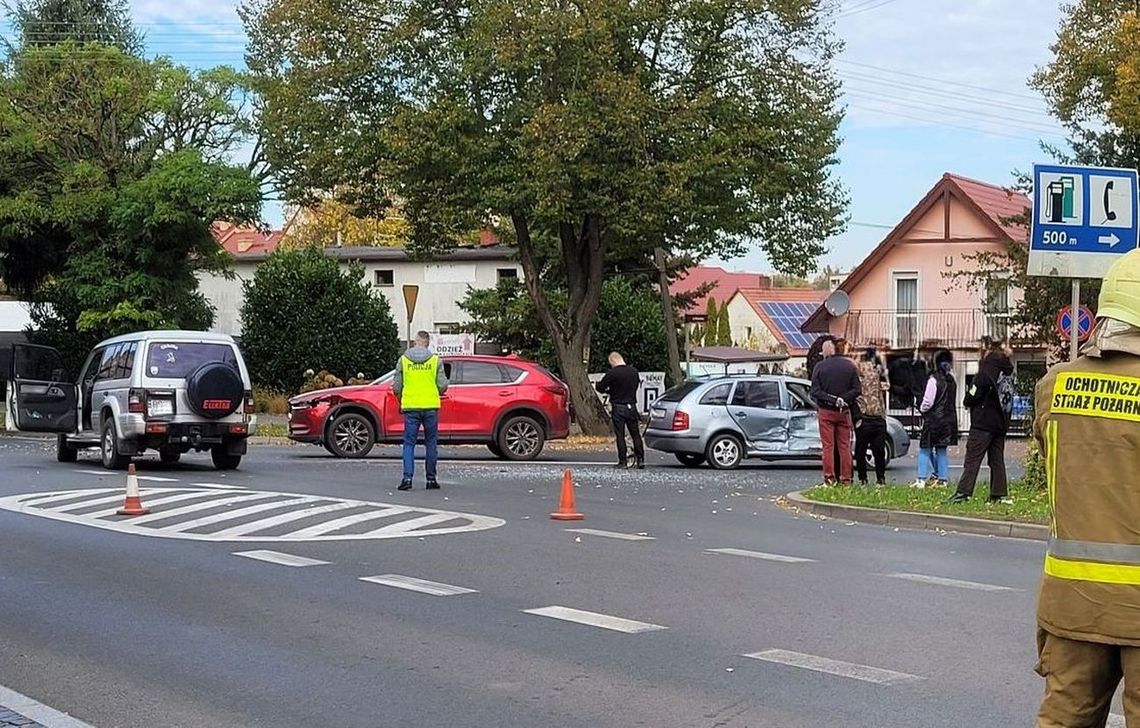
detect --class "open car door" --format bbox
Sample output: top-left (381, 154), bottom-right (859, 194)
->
top-left (8, 344), bottom-right (78, 433)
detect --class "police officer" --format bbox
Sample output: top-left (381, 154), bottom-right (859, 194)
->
top-left (1034, 249), bottom-right (1140, 726)
top-left (393, 331), bottom-right (449, 491)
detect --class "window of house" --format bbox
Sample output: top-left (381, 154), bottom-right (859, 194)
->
top-left (434, 322), bottom-right (464, 335)
top-left (984, 278), bottom-right (1012, 341)
top-left (893, 273), bottom-right (919, 348)
top-left (373, 269), bottom-right (394, 287)
top-left (497, 268), bottom-right (519, 284)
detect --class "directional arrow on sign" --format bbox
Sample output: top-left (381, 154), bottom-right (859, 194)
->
top-left (1099, 233), bottom-right (1121, 247)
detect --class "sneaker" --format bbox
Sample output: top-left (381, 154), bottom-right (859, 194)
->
top-left (426, 480), bottom-right (440, 490)
top-left (910, 479), bottom-right (927, 489)
top-left (936, 480), bottom-right (949, 488)
top-left (398, 480), bottom-right (412, 491)
top-left (988, 496), bottom-right (1013, 505)
top-left (946, 493), bottom-right (970, 504)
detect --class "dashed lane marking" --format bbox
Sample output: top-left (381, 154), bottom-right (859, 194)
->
top-left (564, 528), bottom-right (654, 541)
top-left (743, 649), bottom-right (924, 686)
top-left (0, 488), bottom-right (505, 542)
top-left (883, 573), bottom-right (1019, 593)
top-left (707, 548), bottom-right (814, 564)
top-left (0, 683), bottom-right (93, 728)
top-left (522, 606), bottom-right (667, 634)
top-left (74, 469), bottom-right (177, 482)
top-left (190, 482), bottom-right (247, 490)
top-left (359, 574), bottom-right (478, 596)
top-left (234, 550), bottom-right (330, 567)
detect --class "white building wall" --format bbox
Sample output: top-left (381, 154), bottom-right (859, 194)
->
top-left (725, 294), bottom-right (779, 350)
top-left (197, 257), bottom-right (520, 338)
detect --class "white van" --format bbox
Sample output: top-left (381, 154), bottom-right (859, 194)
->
top-left (7, 331), bottom-right (255, 470)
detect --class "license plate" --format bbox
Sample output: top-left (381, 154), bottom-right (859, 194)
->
top-left (651, 407), bottom-right (666, 419)
top-left (148, 398), bottom-right (174, 416)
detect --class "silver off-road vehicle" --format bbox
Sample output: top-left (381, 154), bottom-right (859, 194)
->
top-left (7, 331), bottom-right (255, 470)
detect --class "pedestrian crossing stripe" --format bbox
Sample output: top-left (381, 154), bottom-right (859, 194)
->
top-left (0, 488), bottom-right (505, 542)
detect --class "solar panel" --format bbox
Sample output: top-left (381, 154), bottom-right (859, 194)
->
top-left (758, 300), bottom-right (822, 351)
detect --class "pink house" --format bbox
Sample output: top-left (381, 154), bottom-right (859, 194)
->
top-left (802, 173), bottom-right (1048, 425)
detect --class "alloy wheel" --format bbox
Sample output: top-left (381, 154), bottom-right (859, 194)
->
top-left (334, 416), bottom-right (372, 456)
top-left (711, 437), bottom-right (740, 468)
top-left (505, 420), bottom-right (540, 458)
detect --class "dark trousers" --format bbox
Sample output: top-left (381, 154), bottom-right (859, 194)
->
top-left (855, 416), bottom-right (888, 484)
top-left (818, 408), bottom-right (853, 483)
top-left (955, 428), bottom-right (1007, 498)
top-left (402, 409), bottom-right (439, 481)
top-left (611, 403), bottom-right (645, 465)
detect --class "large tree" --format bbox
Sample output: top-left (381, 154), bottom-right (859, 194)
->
top-left (0, 3), bottom-right (263, 368)
top-left (5, 0), bottom-right (142, 53)
top-left (949, 0), bottom-right (1140, 354)
top-left (243, 0), bottom-right (847, 432)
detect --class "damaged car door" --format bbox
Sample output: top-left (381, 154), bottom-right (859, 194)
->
top-left (728, 380), bottom-right (788, 455)
top-left (784, 380), bottom-right (823, 457)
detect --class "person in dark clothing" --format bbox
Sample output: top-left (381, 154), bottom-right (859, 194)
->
top-left (949, 341), bottom-right (1014, 503)
top-left (853, 346), bottom-right (890, 486)
top-left (810, 340), bottom-right (861, 484)
top-left (595, 352), bottom-right (645, 469)
top-left (915, 349), bottom-right (958, 487)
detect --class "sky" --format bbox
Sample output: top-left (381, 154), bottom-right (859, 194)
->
top-left (2, 0), bottom-right (1068, 275)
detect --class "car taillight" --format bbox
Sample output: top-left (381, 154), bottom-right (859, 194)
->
top-left (543, 384), bottom-right (567, 397)
top-left (128, 388), bottom-right (145, 413)
top-left (244, 390), bottom-right (255, 414)
top-left (672, 411), bottom-right (690, 431)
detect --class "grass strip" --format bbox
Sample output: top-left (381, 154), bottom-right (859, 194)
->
top-left (802, 479), bottom-right (1049, 525)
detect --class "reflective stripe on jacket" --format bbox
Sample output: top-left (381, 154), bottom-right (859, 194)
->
top-left (400, 354), bottom-right (441, 410)
top-left (1035, 354), bottom-right (1140, 645)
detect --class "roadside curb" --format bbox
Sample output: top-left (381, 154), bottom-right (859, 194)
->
top-left (784, 490), bottom-right (1049, 541)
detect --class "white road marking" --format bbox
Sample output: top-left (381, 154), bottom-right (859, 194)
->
top-left (122, 492), bottom-right (271, 524)
top-left (191, 482), bottom-right (248, 490)
top-left (284, 506), bottom-right (415, 538)
top-left (522, 606), bottom-right (667, 634)
top-left (564, 528), bottom-right (655, 541)
top-left (209, 501), bottom-right (363, 538)
top-left (707, 548), bottom-right (814, 564)
top-left (75, 469), bottom-right (176, 482)
top-left (0, 488), bottom-right (503, 542)
top-left (137, 475), bottom-right (179, 482)
top-left (744, 649), bottom-right (924, 686)
top-left (234, 550), bottom-right (330, 567)
top-left (884, 573), bottom-right (1019, 593)
top-left (1108, 714), bottom-right (1125, 728)
top-left (0, 683), bottom-right (94, 728)
top-left (166, 496), bottom-right (312, 533)
top-left (359, 574), bottom-right (477, 596)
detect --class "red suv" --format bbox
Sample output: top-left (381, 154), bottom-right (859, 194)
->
top-left (288, 355), bottom-right (571, 460)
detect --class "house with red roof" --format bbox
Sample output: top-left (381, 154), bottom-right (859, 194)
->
top-left (800, 172), bottom-right (1048, 425)
top-left (671, 266), bottom-right (772, 314)
top-left (722, 287), bottom-right (827, 368)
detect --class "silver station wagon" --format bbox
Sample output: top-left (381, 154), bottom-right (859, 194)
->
top-left (644, 375), bottom-right (910, 470)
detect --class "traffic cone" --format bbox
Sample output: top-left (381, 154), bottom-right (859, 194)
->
top-left (117, 463), bottom-right (150, 516)
top-left (550, 469), bottom-right (583, 521)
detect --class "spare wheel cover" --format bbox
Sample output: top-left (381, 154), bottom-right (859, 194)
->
top-left (186, 363), bottom-right (244, 419)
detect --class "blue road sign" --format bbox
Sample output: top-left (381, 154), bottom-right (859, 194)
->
top-left (1028, 163), bottom-right (1140, 278)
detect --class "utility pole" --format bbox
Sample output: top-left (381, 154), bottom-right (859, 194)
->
top-left (654, 248), bottom-right (683, 385)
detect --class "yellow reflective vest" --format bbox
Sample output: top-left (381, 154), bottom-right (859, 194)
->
top-left (1035, 354), bottom-right (1140, 645)
top-left (400, 354), bottom-right (441, 410)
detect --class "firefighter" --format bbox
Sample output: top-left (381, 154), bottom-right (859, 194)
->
top-left (1034, 248), bottom-right (1140, 726)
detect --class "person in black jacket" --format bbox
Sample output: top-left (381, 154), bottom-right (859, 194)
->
top-left (810, 340), bottom-right (861, 485)
top-left (948, 341), bottom-right (1014, 503)
top-left (595, 352), bottom-right (645, 469)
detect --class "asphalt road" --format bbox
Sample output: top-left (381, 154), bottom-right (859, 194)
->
top-left (0, 437), bottom-right (1058, 727)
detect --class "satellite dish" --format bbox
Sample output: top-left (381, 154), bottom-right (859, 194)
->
top-left (824, 290), bottom-right (850, 317)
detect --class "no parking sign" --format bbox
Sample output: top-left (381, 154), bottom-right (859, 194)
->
top-left (1056, 305), bottom-right (1094, 343)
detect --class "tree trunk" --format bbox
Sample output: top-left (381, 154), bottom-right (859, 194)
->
top-left (512, 210), bottom-right (612, 436)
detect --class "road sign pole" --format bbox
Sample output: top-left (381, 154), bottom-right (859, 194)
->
top-left (1071, 279), bottom-right (1080, 361)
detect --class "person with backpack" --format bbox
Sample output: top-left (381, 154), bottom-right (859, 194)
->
top-left (948, 340), bottom-right (1014, 504)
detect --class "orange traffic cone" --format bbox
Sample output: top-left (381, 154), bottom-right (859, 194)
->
top-left (117, 463), bottom-right (150, 516)
top-left (550, 469), bottom-right (583, 521)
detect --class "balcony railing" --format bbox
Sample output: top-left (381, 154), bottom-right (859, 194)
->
top-left (841, 309), bottom-right (1013, 350)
